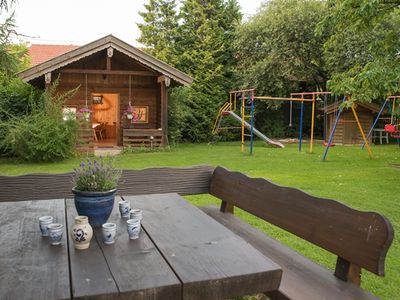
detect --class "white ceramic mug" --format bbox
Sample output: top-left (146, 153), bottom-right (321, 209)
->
top-left (118, 200), bottom-right (130, 218)
top-left (129, 209), bottom-right (142, 221)
top-left (39, 216), bottom-right (53, 236)
top-left (47, 223), bottom-right (63, 245)
top-left (126, 219), bottom-right (141, 240)
top-left (102, 223), bottom-right (117, 244)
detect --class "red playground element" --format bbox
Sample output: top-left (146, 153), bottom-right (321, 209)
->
top-left (384, 124), bottom-right (397, 133)
top-left (323, 141), bottom-right (335, 147)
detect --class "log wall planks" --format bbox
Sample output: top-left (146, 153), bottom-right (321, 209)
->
top-left (328, 107), bottom-right (374, 145)
top-left (52, 50), bottom-right (164, 148)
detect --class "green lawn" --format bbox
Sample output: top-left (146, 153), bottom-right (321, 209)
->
top-left (0, 142), bottom-right (399, 299)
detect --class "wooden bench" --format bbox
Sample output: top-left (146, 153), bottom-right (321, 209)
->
top-left (123, 129), bottom-right (164, 148)
top-left (0, 165), bottom-right (213, 202)
top-left (0, 165), bottom-right (393, 299)
top-left (200, 166), bottom-right (393, 300)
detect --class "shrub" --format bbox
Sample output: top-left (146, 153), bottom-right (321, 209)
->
top-left (1, 80), bottom-right (79, 161)
top-left (0, 76), bottom-right (41, 155)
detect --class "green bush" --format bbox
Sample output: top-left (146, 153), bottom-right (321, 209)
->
top-left (0, 76), bottom-right (41, 154)
top-left (3, 114), bottom-right (78, 161)
top-left (1, 80), bottom-right (79, 161)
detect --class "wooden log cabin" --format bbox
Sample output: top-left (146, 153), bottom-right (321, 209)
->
top-left (19, 35), bottom-right (193, 151)
top-left (324, 101), bottom-right (381, 145)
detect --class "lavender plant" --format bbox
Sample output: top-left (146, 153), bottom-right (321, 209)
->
top-left (73, 159), bottom-right (121, 192)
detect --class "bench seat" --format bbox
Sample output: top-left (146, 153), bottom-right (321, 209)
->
top-left (200, 205), bottom-right (378, 300)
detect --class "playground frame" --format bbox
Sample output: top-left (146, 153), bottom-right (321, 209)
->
top-left (214, 89), bottom-right (375, 161)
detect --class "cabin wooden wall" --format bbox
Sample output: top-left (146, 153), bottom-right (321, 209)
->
top-left (328, 107), bottom-right (373, 144)
top-left (55, 72), bottom-right (160, 146)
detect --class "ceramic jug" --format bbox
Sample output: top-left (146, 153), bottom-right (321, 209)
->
top-left (71, 216), bottom-right (93, 250)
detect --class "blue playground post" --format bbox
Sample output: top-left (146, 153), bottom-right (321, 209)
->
top-left (322, 96), bottom-right (346, 161)
top-left (323, 94), bottom-right (327, 141)
top-left (361, 98), bottom-right (388, 149)
top-left (249, 94), bottom-right (255, 156)
top-left (299, 101), bottom-right (304, 152)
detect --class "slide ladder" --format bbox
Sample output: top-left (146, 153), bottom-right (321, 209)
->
top-left (212, 102), bottom-right (231, 134)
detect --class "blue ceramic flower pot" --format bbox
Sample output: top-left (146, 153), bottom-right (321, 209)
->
top-left (72, 188), bottom-right (116, 228)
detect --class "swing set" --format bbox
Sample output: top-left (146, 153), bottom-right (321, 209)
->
top-left (214, 89), bottom-right (376, 161)
top-left (213, 89), bottom-right (316, 155)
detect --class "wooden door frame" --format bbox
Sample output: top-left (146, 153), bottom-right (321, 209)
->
top-left (91, 92), bottom-right (120, 146)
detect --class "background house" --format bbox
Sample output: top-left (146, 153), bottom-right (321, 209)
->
top-left (324, 102), bottom-right (381, 145)
top-left (20, 35), bottom-right (192, 151)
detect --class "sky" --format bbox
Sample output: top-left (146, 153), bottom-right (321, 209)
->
top-left (8, 0), bottom-right (264, 46)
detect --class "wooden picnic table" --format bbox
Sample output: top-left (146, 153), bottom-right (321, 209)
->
top-left (0, 193), bottom-right (282, 300)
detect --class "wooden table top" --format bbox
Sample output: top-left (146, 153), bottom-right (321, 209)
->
top-left (0, 193), bottom-right (282, 300)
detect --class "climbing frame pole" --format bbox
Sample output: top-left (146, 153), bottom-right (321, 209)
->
top-left (249, 92), bottom-right (255, 156)
top-left (322, 96), bottom-right (346, 161)
top-left (299, 101), bottom-right (304, 152)
top-left (362, 98), bottom-right (388, 149)
top-left (309, 93), bottom-right (316, 153)
top-left (241, 92), bottom-right (245, 153)
top-left (351, 103), bottom-right (373, 159)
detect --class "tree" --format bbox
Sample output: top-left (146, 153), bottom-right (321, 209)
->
top-left (138, 0), bottom-right (241, 142)
top-left (321, 0), bottom-right (400, 101)
top-left (137, 0), bottom-right (179, 65)
top-left (234, 0), bottom-right (328, 96)
top-left (171, 0), bottom-right (241, 142)
top-left (0, 0), bottom-right (29, 78)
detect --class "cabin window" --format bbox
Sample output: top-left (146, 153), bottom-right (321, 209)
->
top-left (62, 107), bottom-right (77, 121)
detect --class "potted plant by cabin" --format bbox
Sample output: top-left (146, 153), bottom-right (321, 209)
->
top-left (72, 159), bottom-right (121, 227)
top-left (125, 102), bottom-right (134, 120)
top-left (78, 107), bottom-right (92, 121)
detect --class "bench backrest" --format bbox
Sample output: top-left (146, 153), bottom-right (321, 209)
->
top-left (0, 165), bottom-right (214, 202)
top-left (209, 166), bottom-right (393, 282)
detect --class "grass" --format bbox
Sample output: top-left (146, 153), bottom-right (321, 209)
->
top-left (0, 141), bottom-right (399, 299)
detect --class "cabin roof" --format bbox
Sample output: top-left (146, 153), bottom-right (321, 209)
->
top-left (324, 101), bottom-right (382, 114)
top-left (19, 35), bottom-right (193, 86)
top-left (28, 44), bottom-right (80, 66)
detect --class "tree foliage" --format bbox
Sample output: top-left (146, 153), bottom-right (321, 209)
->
top-left (321, 0), bottom-right (400, 101)
top-left (138, 0), bottom-right (241, 142)
top-left (172, 0), bottom-right (241, 142)
top-left (137, 0), bottom-right (179, 64)
top-left (0, 0), bottom-right (26, 77)
top-left (234, 0), bottom-right (328, 96)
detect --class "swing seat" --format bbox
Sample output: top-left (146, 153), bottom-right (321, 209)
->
top-left (391, 133), bottom-right (400, 138)
top-left (323, 141), bottom-right (335, 147)
top-left (384, 124), bottom-right (397, 133)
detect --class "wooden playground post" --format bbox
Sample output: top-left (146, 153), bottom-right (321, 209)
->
top-left (391, 98), bottom-right (396, 124)
top-left (241, 92), bottom-right (245, 153)
top-left (351, 103), bottom-right (373, 159)
top-left (309, 94), bottom-right (316, 153)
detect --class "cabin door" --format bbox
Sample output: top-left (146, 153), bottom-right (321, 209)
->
top-left (92, 93), bottom-right (120, 147)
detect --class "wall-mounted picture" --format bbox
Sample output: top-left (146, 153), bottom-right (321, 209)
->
top-left (132, 106), bottom-right (149, 123)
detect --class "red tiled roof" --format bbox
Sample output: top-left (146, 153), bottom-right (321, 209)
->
top-left (28, 44), bottom-right (80, 66)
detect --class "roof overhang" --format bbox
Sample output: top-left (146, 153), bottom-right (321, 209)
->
top-left (18, 35), bottom-right (193, 86)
